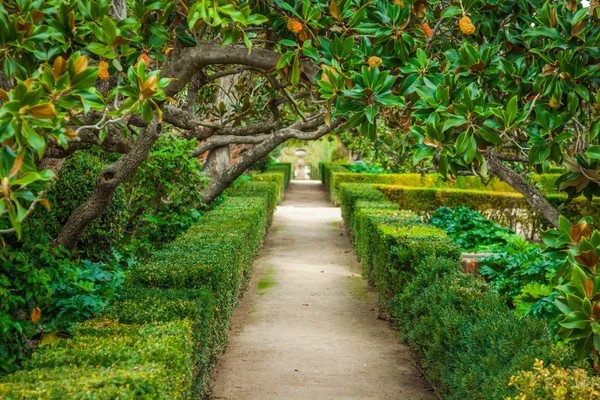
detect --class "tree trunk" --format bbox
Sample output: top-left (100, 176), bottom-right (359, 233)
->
top-left (109, 0), bottom-right (127, 20)
top-left (201, 74), bottom-right (241, 201)
top-left (202, 145), bottom-right (231, 200)
top-left (484, 150), bottom-right (561, 228)
top-left (38, 158), bottom-right (65, 175)
top-left (200, 120), bottom-right (338, 203)
top-left (52, 121), bottom-right (161, 250)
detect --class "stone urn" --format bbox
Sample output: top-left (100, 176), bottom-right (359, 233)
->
top-left (294, 148), bottom-right (307, 180)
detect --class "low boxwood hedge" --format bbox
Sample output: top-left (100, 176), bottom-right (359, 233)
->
top-left (338, 183), bottom-right (390, 231)
top-left (319, 162), bottom-right (350, 200)
top-left (377, 184), bottom-right (600, 232)
top-left (338, 184), bottom-right (577, 399)
top-left (264, 163), bottom-right (292, 186)
top-left (322, 163), bottom-right (563, 200)
top-left (252, 173), bottom-right (285, 200)
top-left (0, 320), bottom-right (194, 399)
top-left (0, 178), bottom-right (280, 399)
top-left (393, 255), bottom-right (575, 400)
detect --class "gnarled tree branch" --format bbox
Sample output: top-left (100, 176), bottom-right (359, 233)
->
top-left (52, 119), bottom-right (162, 250)
top-left (201, 116), bottom-right (343, 204)
top-left (484, 149), bottom-right (561, 228)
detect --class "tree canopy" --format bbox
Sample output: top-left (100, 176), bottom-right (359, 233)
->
top-left (2, 0), bottom-right (600, 247)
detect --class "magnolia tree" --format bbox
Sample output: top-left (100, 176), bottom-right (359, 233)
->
top-left (337, 0), bottom-right (600, 229)
top-left (0, 0), bottom-right (346, 249)
top-left (2, 0), bottom-right (600, 250)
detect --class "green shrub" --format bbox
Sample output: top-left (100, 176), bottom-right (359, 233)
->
top-left (0, 365), bottom-right (178, 399)
top-left (1, 180), bottom-right (278, 397)
top-left (34, 149), bottom-right (129, 260)
top-left (428, 206), bottom-right (562, 319)
top-left (338, 183), bottom-right (390, 231)
top-left (337, 183), bottom-right (576, 399)
top-left (264, 163), bottom-right (292, 186)
top-left (351, 200), bottom-right (403, 246)
top-left (379, 185), bottom-right (526, 214)
top-left (120, 134), bottom-right (207, 256)
top-left (252, 173), bottom-right (284, 200)
top-left (330, 172), bottom-right (517, 201)
top-left (329, 172), bottom-right (565, 197)
top-left (378, 184), bottom-right (600, 235)
top-left (373, 224), bottom-right (460, 315)
top-left (0, 320), bottom-right (194, 399)
top-left (547, 193), bottom-right (600, 224)
top-left (353, 206), bottom-right (423, 284)
top-left (100, 287), bottom-right (217, 395)
top-left (0, 243), bottom-right (125, 374)
top-left (392, 255), bottom-right (575, 400)
top-left (319, 162), bottom-right (349, 200)
top-left (228, 181), bottom-right (279, 219)
top-left (428, 206), bottom-right (513, 252)
top-left (507, 360), bottom-right (600, 400)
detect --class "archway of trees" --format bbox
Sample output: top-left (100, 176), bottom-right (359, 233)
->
top-left (4, 0), bottom-right (600, 395)
top-left (4, 0), bottom-right (600, 249)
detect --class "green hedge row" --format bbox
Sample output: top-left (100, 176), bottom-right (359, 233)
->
top-left (328, 170), bottom-right (564, 200)
top-left (0, 320), bottom-right (195, 399)
top-left (320, 162), bottom-right (570, 201)
top-left (337, 184), bottom-right (576, 399)
top-left (252, 173), bottom-right (285, 199)
top-left (264, 163), bottom-right (292, 186)
top-left (378, 184), bottom-right (600, 233)
top-left (0, 180), bottom-right (280, 399)
top-left (251, 164), bottom-right (289, 201)
top-left (319, 162), bottom-right (350, 201)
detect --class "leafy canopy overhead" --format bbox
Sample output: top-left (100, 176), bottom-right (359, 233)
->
top-left (2, 0), bottom-right (600, 235)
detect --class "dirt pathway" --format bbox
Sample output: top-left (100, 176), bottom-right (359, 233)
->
top-left (210, 181), bottom-right (436, 400)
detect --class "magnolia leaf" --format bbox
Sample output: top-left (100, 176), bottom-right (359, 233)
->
top-left (570, 221), bottom-right (592, 243)
top-left (575, 251), bottom-right (599, 271)
top-left (27, 103), bottom-right (57, 119)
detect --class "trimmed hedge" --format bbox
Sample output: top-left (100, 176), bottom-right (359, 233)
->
top-left (332, 172), bottom-right (517, 197)
top-left (319, 162), bottom-right (349, 199)
top-left (378, 184), bottom-right (600, 235)
top-left (264, 163), bottom-right (292, 186)
top-left (0, 320), bottom-right (194, 399)
top-left (378, 184), bottom-right (525, 212)
top-left (338, 185), bottom-right (576, 399)
top-left (233, 180), bottom-right (280, 217)
top-left (338, 183), bottom-right (390, 231)
top-left (325, 166), bottom-right (563, 197)
top-left (393, 255), bottom-right (575, 400)
top-left (0, 181), bottom-right (280, 399)
top-left (252, 173), bottom-right (284, 200)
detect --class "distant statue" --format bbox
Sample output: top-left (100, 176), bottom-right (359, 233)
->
top-left (294, 148), bottom-right (307, 180)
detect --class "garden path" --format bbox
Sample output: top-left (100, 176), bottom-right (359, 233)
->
top-left (210, 180), bottom-right (435, 400)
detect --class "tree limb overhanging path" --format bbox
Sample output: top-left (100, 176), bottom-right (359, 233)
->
top-left (211, 181), bottom-right (436, 400)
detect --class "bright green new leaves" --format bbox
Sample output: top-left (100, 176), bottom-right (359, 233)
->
top-left (115, 61), bottom-right (171, 123)
top-left (188, 0), bottom-right (268, 49)
top-left (0, 147), bottom-right (54, 237)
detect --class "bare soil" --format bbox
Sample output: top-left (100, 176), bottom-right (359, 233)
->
top-left (210, 180), bottom-right (436, 400)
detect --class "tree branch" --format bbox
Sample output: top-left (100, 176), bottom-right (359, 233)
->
top-left (494, 153), bottom-right (529, 163)
top-left (200, 116), bottom-right (343, 204)
top-left (484, 149), bottom-right (561, 228)
top-left (163, 41), bottom-right (318, 97)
